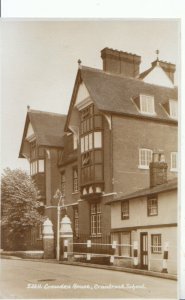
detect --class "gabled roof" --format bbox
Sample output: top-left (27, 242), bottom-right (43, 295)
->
top-left (106, 178), bottom-right (177, 205)
top-left (19, 109), bottom-right (67, 158)
top-left (65, 66), bottom-right (178, 130)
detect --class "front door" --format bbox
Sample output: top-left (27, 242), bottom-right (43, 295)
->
top-left (140, 232), bottom-right (148, 270)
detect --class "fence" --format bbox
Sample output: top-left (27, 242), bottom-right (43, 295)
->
top-left (63, 238), bottom-right (176, 273)
top-left (73, 234), bottom-right (112, 255)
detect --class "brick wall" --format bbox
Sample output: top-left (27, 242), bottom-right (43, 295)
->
top-left (112, 115), bottom-right (177, 196)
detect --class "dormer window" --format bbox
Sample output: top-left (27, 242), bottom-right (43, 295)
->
top-left (140, 94), bottom-right (155, 115)
top-left (169, 99), bottom-right (178, 119)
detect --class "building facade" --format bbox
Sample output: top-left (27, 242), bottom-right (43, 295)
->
top-left (18, 47), bottom-right (178, 260)
top-left (107, 152), bottom-right (177, 274)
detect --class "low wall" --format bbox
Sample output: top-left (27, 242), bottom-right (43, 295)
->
top-left (1, 251), bottom-right (44, 259)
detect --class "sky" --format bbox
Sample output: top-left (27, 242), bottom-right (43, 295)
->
top-left (1, 20), bottom-right (179, 171)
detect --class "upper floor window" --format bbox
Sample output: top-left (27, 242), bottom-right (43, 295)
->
top-left (80, 104), bottom-right (103, 188)
top-left (147, 196), bottom-right (158, 216)
top-left (169, 99), bottom-right (178, 119)
top-left (151, 234), bottom-right (162, 254)
top-left (73, 134), bottom-right (78, 150)
top-left (30, 141), bottom-right (36, 160)
top-left (121, 200), bottom-right (129, 220)
top-left (140, 94), bottom-right (155, 115)
top-left (90, 203), bottom-right (101, 236)
top-left (139, 148), bottom-right (153, 169)
top-left (73, 168), bottom-right (78, 193)
top-left (61, 172), bottom-right (65, 196)
top-left (30, 159), bottom-right (45, 175)
top-left (171, 152), bottom-right (178, 172)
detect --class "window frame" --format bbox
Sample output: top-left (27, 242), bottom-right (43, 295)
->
top-left (90, 203), bottom-right (102, 237)
top-left (171, 152), bottom-right (178, 172)
top-left (151, 234), bottom-right (162, 254)
top-left (73, 206), bottom-right (79, 237)
top-left (61, 172), bottom-right (66, 196)
top-left (169, 99), bottom-right (178, 120)
top-left (140, 94), bottom-right (155, 115)
top-left (72, 167), bottom-right (79, 193)
top-left (138, 148), bottom-right (153, 169)
top-left (121, 200), bottom-right (129, 220)
top-left (147, 196), bottom-right (158, 216)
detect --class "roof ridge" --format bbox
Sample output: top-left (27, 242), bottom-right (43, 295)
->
top-left (81, 65), bottom-right (177, 90)
top-left (28, 109), bottom-right (67, 117)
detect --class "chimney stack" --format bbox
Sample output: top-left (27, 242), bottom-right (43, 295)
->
top-left (150, 151), bottom-right (168, 188)
top-left (101, 47), bottom-right (141, 78)
top-left (151, 60), bottom-right (176, 83)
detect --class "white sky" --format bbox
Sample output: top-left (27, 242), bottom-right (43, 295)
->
top-left (1, 20), bottom-right (179, 171)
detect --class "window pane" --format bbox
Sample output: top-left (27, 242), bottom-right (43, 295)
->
top-left (95, 165), bottom-right (103, 180)
top-left (94, 132), bottom-right (102, 148)
top-left (120, 232), bottom-right (131, 257)
top-left (94, 150), bottom-right (102, 163)
top-left (85, 135), bottom-right (88, 151)
top-left (170, 100), bottom-right (178, 119)
top-left (73, 135), bottom-right (78, 150)
top-left (140, 95), bottom-right (154, 114)
top-left (139, 149), bottom-right (152, 168)
top-left (89, 133), bottom-right (93, 150)
top-left (38, 160), bottom-right (44, 172)
top-left (171, 152), bottom-right (177, 170)
top-left (81, 137), bottom-right (84, 153)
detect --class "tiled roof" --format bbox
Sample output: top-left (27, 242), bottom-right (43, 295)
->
top-left (80, 66), bottom-right (178, 122)
top-left (28, 110), bottom-right (66, 147)
top-left (106, 178), bottom-right (177, 205)
top-left (19, 109), bottom-right (67, 158)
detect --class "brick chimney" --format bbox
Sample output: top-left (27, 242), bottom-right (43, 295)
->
top-left (150, 151), bottom-right (168, 188)
top-left (151, 59), bottom-right (176, 83)
top-left (101, 47), bottom-right (141, 78)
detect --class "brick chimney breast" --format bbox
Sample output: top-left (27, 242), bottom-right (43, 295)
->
top-left (150, 151), bottom-right (168, 188)
top-left (101, 47), bottom-right (141, 78)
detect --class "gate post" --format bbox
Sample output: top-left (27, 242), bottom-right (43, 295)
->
top-left (162, 242), bottom-right (169, 273)
top-left (133, 241), bottom-right (139, 267)
top-left (42, 218), bottom-right (54, 259)
top-left (59, 215), bottom-right (73, 261)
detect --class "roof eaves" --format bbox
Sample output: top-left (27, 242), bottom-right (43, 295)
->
top-left (106, 180), bottom-right (177, 205)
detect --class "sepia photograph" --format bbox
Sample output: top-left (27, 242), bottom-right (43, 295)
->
top-left (0, 6), bottom-right (182, 299)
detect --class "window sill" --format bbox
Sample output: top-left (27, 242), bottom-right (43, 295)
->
top-left (90, 234), bottom-right (102, 238)
top-left (148, 214), bottom-right (158, 217)
top-left (72, 191), bottom-right (79, 195)
top-left (139, 111), bottom-right (156, 116)
top-left (170, 169), bottom-right (177, 172)
top-left (138, 165), bottom-right (149, 170)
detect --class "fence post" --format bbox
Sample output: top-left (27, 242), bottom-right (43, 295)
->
top-left (86, 240), bottom-right (91, 261)
top-left (110, 240), bottom-right (117, 265)
top-left (162, 242), bottom-right (169, 273)
top-left (42, 218), bottom-right (54, 259)
top-left (133, 241), bottom-right (139, 268)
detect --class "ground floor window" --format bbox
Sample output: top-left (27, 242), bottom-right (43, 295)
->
top-left (111, 231), bottom-right (131, 257)
top-left (151, 234), bottom-right (162, 253)
top-left (73, 206), bottom-right (79, 237)
top-left (90, 203), bottom-right (101, 236)
top-left (120, 232), bottom-right (131, 257)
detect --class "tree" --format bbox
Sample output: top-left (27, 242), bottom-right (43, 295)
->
top-left (1, 168), bottom-right (45, 250)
